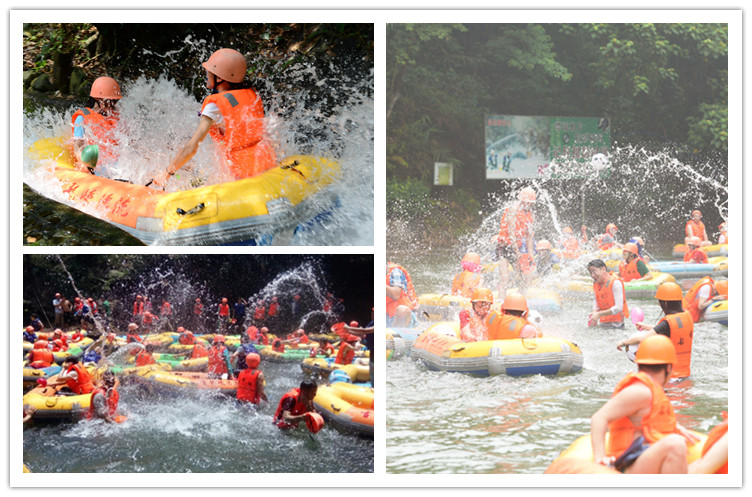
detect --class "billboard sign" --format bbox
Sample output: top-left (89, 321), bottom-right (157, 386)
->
top-left (433, 162), bottom-right (453, 186)
top-left (485, 114), bottom-right (610, 179)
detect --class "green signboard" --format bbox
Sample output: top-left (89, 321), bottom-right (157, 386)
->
top-left (485, 114), bottom-right (611, 179)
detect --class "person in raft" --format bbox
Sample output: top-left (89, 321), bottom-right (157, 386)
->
top-left (49, 357), bottom-right (96, 395)
top-left (587, 259), bottom-right (629, 329)
top-left (683, 236), bottom-right (709, 264)
top-left (487, 293), bottom-right (542, 340)
top-left (273, 379), bottom-right (319, 430)
top-left (71, 76), bottom-right (123, 174)
top-left (495, 187), bottom-right (537, 298)
top-left (451, 252), bottom-right (484, 298)
top-left (618, 242), bottom-right (652, 282)
top-left (684, 276), bottom-right (723, 323)
top-left (458, 287), bottom-right (494, 342)
top-left (151, 48), bottom-right (276, 188)
top-left (595, 223), bottom-right (620, 251)
top-left (617, 282), bottom-right (694, 379)
top-left (87, 370), bottom-right (122, 423)
top-left (685, 209), bottom-right (711, 247)
top-left (386, 262), bottom-right (418, 328)
top-left (717, 221), bottom-right (728, 245)
top-left (590, 334), bottom-right (699, 473)
top-left (236, 353), bottom-right (268, 406)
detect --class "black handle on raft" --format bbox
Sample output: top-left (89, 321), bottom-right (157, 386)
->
top-left (176, 203), bottom-right (205, 216)
top-left (281, 160), bottom-right (306, 179)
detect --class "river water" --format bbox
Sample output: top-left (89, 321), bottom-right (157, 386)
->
top-left (385, 249), bottom-right (730, 474)
top-left (23, 361), bottom-right (374, 473)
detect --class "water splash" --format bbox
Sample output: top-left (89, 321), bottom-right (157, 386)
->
top-left (23, 52), bottom-right (373, 245)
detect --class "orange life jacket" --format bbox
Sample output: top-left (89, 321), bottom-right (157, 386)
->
top-left (135, 350), bottom-right (156, 367)
top-left (267, 302), bottom-right (278, 317)
top-left (179, 333), bottom-right (196, 345)
top-left (28, 348), bottom-right (54, 369)
top-left (594, 275), bottom-right (630, 323)
top-left (606, 372), bottom-right (678, 458)
top-left (497, 205), bottom-right (533, 246)
top-left (191, 343), bottom-right (208, 359)
top-left (274, 388), bottom-right (308, 428)
top-left (87, 386), bottom-right (119, 419)
top-left (132, 301), bottom-right (144, 316)
top-left (335, 343), bottom-right (355, 365)
top-left (64, 363), bottom-right (95, 394)
top-left (246, 326), bottom-right (259, 341)
top-left (207, 345), bottom-right (229, 376)
top-left (685, 219), bottom-right (707, 240)
top-left (683, 248), bottom-right (708, 264)
top-left (618, 256), bottom-right (645, 282)
top-left (194, 303), bottom-right (203, 315)
top-left (237, 368), bottom-right (261, 404)
top-left (486, 313), bottom-right (528, 340)
top-left (160, 302), bottom-right (172, 316)
top-left (272, 339), bottom-right (285, 353)
top-left (451, 270), bottom-right (482, 298)
top-left (386, 263), bottom-right (418, 317)
top-left (254, 306), bottom-right (265, 320)
top-left (685, 277), bottom-right (714, 323)
top-left (561, 237), bottom-right (580, 260)
top-left (460, 310), bottom-right (489, 342)
top-left (70, 107), bottom-right (119, 164)
top-left (658, 311), bottom-right (694, 378)
top-left (596, 234), bottom-right (615, 251)
top-left (702, 418), bottom-right (728, 474)
top-left (219, 303), bottom-right (230, 317)
top-left (202, 89), bottom-right (276, 180)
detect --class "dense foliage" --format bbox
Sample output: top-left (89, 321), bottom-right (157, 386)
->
top-left (387, 23), bottom-right (727, 181)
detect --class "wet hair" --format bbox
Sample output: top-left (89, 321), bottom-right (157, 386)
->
top-left (64, 357), bottom-right (80, 365)
top-left (504, 309), bottom-right (526, 317)
top-left (638, 363), bottom-right (671, 376)
top-left (587, 259), bottom-right (607, 271)
top-left (145, 344), bottom-right (155, 353)
top-left (659, 300), bottom-right (685, 315)
top-left (300, 379), bottom-right (318, 393)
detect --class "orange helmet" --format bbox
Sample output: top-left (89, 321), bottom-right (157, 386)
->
top-left (245, 353), bottom-right (261, 369)
top-left (470, 288), bottom-right (494, 303)
top-left (654, 282), bottom-right (683, 302)
top-left (536, 240), bottom-right (552, 251)
top-left (90, 76), bottom-right (122, 100)
top-left (214, 334), bottom-right (225, 343)
top-left (34, 340), bottom-right (48, 349)
top-left (518, 187), bottom-right (537, 203)
top-left (719, 222), bottom-right (726, 230)
top-left (563, 226), bottom-right (573, 234)
top-left (202, 48), bottom-right (247, 83)
top-left (25, 326), bottom-right (34, 332)
top-left (461, 252), bottom-right (481, 265)
top-left (606, 223), bottom-right (617, 233)
top-left (177, 326), bottom-right (185, 333)
top-left (623, 242), bottom-right (639, 256)
top-left (691, 209), bottom-right (702, 217)
top-left (687, 236), bottom-right (701, 247)
top-left (635, 334), bottom-right (677, 365)
top-left (502, 293), bottom-right (528, 315)
top-left (53, 339), bottom-right (64, 348)
top-left (304, 412), bottom-right (325, 434)
top-left (127, 323), bottom-right (139, 331)
top-left (222, 298), bottom-right (228, 303)
top-left (350, 321), bottom-right (359, 327)
top-left (714, 280), bottom-right (728, 298)
top-left (196, 298), bottom-right (201, 302)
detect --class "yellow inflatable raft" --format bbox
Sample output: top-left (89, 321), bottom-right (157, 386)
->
top-left (556, 272), bottom-right (676, 299)
top-left (411, 322), bottom-right (583, 377)
top-left (547, 431), bottom-right (707, 473)
top-left (300, 357), bottom-right (371, 383)
top-left (313, 382), bottom-right (374, 438)
top-left (672, 243), bottom-right (728, 259)
top-left (23, 385), bottom-right (92, 421)
top-left (703, 299), bottom-right (728, 326)
top-left (29, 137), bottom-right (342, 246)
top-left (127, 368), bottom-right (238, 396)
